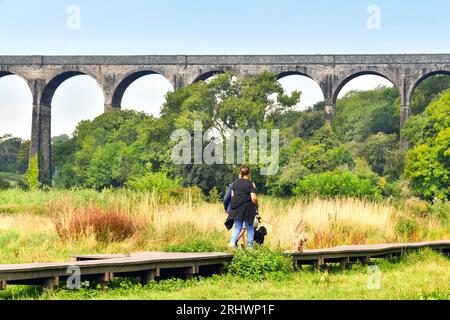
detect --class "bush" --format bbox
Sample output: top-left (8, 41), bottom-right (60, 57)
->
top-left (403, 91), bottom-right (450, 201)
top-left (158, 186), bottom-right (205, 204)
top-left (23, 155), bottom-right (41, 191)
top-left (429, 200), bottom-right (450, 223)
top-left (403, 198), bottom-right (430, 218)
top-left (294, 169), bottom-right (382, 200)
top-left (163, 239), bottom-right (219, 253)
top-left (126, 169), bottom-right (182, 192)
top-left (395, 216), bottom-right (419, 240)
top-left (227, 248), bottom-right (293, 281)
top-left (52, 206), bottom-right (143, 243)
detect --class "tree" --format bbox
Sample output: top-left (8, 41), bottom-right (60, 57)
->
top-left (54, 110), bottom-right (171, 189)
top-left (354, 133), bottom-right (404, 179)
top-left (404, 90), bottom-right (450, 200)
top-left (410, 74), bottom-right (450, 115)
top-left (270, 125), bottom-right (355, 196)
top-left (0, 134), bottom-right (22, 172)
top-left (334, 86), bottom-right (401, 143)
top-left (15, 140), bottom-right (30, 174)
top-left (161, 71), bottom-right (301, 193)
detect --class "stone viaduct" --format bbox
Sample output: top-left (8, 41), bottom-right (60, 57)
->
top-left (0, 54), bottom-right (450, 184)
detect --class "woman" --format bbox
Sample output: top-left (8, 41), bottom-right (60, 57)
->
top-left (227, 165), bottom-right (259, 251)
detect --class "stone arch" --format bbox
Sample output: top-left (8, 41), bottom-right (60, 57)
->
top-left (332, 70), bottom-right (398, 105)
top-left (277, 71), bottom-right (325, 109)
top-left (407, 69), bottom-right (450, 106)
top-left (34, 71), bottom-right (106, 184)
top-left (192, 70), bottom-right (225, 84)
top-left (0, 71), bottom-right (34, 139)
top-left (0, 71), bottom-right (34, 97)
top-left (41, 71), bottom-right (105, 107)
top-left (277, 71), bottom-right (317, 82)
top-left (111, 70), bottom-right (174, 108)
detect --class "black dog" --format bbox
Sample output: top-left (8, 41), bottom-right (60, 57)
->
top-left (254, 226), bottom-right (268, 245)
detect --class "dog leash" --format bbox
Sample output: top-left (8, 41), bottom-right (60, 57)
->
top-left (257, 216), bottom-right (274, 226)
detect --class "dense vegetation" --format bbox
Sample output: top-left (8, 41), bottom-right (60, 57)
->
top-left (1, 74), bottom-right (449, 203)
top-left (0, 74), bottom-right (449, 300)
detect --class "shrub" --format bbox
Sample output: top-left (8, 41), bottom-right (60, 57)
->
top-left (126, 167), bottom-right (182, 193)
top-left (395, 216), bottom-right (419, 240)
top-left (227, 248), bottom-right (293, 280)
top-left (163, 239), bottom-right (219, 253)
top-left (294, 169), bottom-right (382, 200)
top-left (429, 200), bottom-right (450, 223)
top-left (403, 91), bottom-right (450, 201)
top-left (23, 155), bottom-right (41, 191)
top-left (403, 198), bottom-right (430, 218)
top-left (52, 205), bottom-right (143, 243)
top-left (208, 187), bottom-right (221, 203)
top-left (158, 186), bottom-right (205, 204)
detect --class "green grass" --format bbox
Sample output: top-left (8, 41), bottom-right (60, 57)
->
top-left (0, 250), bottom-right (448, 300)
top-left (0, 189), bottom-right (448, 300)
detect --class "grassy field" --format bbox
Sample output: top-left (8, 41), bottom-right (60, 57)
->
top-left (0, 189), bottom-right (449, 300)
top-left (0, 250), bottom-right (448, 300)
top-left (0, 189), bottom-right (449, 264)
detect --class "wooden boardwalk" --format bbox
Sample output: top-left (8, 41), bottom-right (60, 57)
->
top-left (0, 240), bottom-right (449, 290)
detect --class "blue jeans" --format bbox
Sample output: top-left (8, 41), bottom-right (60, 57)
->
top-left (230, 220), bottom-right (255, 249)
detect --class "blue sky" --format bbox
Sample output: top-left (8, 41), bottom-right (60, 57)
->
top-left (1, 0), bottom-right (449, 54)
top-left (0, 0), bottom-right (449, 138)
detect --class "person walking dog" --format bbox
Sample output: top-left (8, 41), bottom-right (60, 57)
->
top-left (227, 166), bottom-right (259, 251)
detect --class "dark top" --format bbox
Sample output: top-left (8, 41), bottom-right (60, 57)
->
top-left (223, 183), bottom-right (233, 213)
top-left (229, 179), bottom-right (257, 224)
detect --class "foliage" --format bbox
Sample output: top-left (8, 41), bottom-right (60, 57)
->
top-left (23, 155), bottom-right (41, 191)
top-left (334, 86), bottom-right (401, 143)
top-left (162, 71), bottom-right (300, 194)
top-left (280, 102), bottom-right (326, 140)
top-left (411, 74), bottom-right (450, 115)
top-left (294, 169), bottom-right (383, 200)
top-left (163, 239), bottom-right (219, 253)
top-left (271, 126), bottom-right (355, 196)
top-left (353, 133), bottom-right (404, 179)
top-left (53, 110), bottom-right (171, 189)
top-left (227, 247), bottom-right (293, 281)
top-left (162, 71), bottom-right (300, 134)
top-left (126, 164), bottom-right (182, 192)
top-left (0, 134), bottom-right (29, 174)
top-left (404, 90), bottom-right (450, 200)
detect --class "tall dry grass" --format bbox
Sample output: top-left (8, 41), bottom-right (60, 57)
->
top-left (44, 191), bottom-right (450, 252)
top-left (1, 189), bottom-right (448, 263)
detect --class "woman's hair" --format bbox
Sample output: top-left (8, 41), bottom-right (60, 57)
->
top-left (240, 165), bottom-right (251, 177)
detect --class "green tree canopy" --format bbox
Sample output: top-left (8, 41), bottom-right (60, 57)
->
top-left (54, 110), bottom-right (171, 189)
top-left (404, 90), bottom-right (450, 200)
top-left (334, 86), bottom-right (401, 142)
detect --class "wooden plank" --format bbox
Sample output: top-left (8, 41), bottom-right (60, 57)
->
top-left (0, 241), bottom-right (448, 289)
top-left (0, 280), bottom-right (6, 290)
top-left (70, 254), bottom-right (130, 262)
